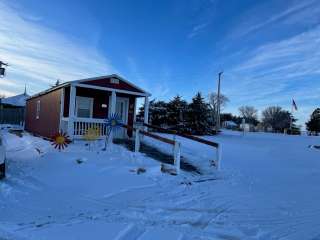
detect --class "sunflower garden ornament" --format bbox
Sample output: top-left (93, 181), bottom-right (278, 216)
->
top-left (83, 126), bottom-right (100, 150)
top-left (103, 113), bottom-right (123, 150)
top-left (106, 113), bottom-right (123, 134)
top-left (51, 132), bottom-right (71, 151)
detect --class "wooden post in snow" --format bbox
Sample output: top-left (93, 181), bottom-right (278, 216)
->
top-left (135, 128), bottom-right (140, 153)
top-left (174, 141), bottom-right (181, 174)
top-left (216, 144), bottom-right (222, 170)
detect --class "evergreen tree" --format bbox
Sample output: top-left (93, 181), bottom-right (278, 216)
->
top-left (149, 100), bottom-right (168, 126)
top-left (166, 95), bottom-right (188, 129)
top-left (137, 99), bottom-right (168, 126)
top-left (187, 92), bottom-right (210, 135)
top-left (306, 108), bottom-right (320, 135)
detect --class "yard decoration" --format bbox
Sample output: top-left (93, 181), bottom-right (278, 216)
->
top-left (105, 113), bottom-right (123, 134)
top-left (103, 113), bottom-right (123, 150)
top-left (83, 126), bottom-right (100, 150)
top-left (51, 132), bottom-right (71, 151)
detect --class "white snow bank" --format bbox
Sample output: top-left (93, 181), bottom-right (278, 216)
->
top-left (1, 128), bottom-right (320, 239)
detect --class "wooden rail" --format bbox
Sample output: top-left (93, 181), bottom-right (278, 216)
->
top-left (122, 124), bottom-right (180, 174)
top-left (143, 123), bottom-right (219, 148)
top-left (143, 123), bottom-right (222, 170)
top-left (122, 124), bottom-right (175, 145)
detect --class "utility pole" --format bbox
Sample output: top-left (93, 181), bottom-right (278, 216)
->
top-left (216, 71), bottom-right (223, 133)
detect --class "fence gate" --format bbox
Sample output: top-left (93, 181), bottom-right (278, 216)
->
top-left (0, 108), bottom-right (25, 125)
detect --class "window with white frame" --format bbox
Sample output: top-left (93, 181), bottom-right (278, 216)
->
top-left (36, 100), bottom-right (40, 119)
top-left (76, 96), bottom-right (93, 118)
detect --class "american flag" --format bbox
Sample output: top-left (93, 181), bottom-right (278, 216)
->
top-left (292, 99), bottom-right (298, 111)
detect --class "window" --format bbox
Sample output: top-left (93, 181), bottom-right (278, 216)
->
top-left (76, 96), bottom-right (93, 118)
top-left (36, 100), bottom-right (40, 119)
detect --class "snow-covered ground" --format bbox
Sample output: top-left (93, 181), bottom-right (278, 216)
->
top-left (1, 127), bottom-right (320, 239)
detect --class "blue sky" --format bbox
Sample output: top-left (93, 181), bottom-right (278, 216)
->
top-left (0, 0), bottom-right (319, 126)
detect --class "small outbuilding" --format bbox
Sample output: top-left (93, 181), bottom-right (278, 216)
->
top-left (0, 90), bottom-right (29, 125)
top-left (25, 74), bottom-right (151, 139)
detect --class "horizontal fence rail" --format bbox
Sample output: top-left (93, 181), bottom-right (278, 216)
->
top-left (122, 124), bottom-right (181, 173)
top-left (143, 123), bottom-right (219, 148)
top-left (143, 123), bottom-right (221, 170)
top-left (123, 124), bottom-right (175, 145)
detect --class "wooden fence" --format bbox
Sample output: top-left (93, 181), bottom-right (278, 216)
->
top-left (122, 124), bottom-right (181, 174)
top-left (143, 123), bottom-right (222, 170)
top-left (0, 108), bottom-right (25, 125)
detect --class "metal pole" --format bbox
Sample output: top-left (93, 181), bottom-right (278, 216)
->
top-left (290, 104), bottom-right (293, 134)
top-left (216, 72), bottom-right (223, 132)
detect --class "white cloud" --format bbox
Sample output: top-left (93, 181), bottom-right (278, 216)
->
top-left (0, 0), bottom-right (114, 96)
top-left (188, 22), bottom-right (209, 39)
top-left (231, 0), bottom-right (320, 38)
top-left (224, 25), bottom-right (320, 126)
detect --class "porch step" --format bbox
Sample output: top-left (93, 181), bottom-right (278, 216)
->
top-left (113, 139), bottom-right (201, 174)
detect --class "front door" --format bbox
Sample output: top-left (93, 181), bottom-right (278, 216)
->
top-left (114, 97), bottom-right (129, 138)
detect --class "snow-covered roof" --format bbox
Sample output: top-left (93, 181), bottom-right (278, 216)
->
top-left (223, 121), bottom-right (237, 126)
top-left (1, 93), bottom-right (30, 107)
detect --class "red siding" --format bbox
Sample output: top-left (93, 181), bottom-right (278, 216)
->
top-left (77, 87), bottom-right (109, 119)
top-left (64, 87), bottom-right (110, 119)
top-left (26, 85), bottom-right (138, 139)
top-left (25, 88), bottom-right (62, 138)
top-left (82, 77), bottom-right (144, 93)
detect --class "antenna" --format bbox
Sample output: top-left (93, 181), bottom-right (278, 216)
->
top-left (0, 61), bottom-right (9, 78)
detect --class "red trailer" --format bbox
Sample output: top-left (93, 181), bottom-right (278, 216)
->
top-left (25, 74), bottom-right (150, 140)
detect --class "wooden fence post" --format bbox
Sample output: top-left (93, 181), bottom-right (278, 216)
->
top-left (216, 144), bottom-right (222, 170)
top-left (174, 141), bottom-right (181, 174)
top-left (135, 129), bottom-right (140, 153)
top-left (0, 134), bottom-right (5, 180)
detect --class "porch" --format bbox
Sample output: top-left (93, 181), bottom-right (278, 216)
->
top-left (59, 78), bottom-right (150, 140)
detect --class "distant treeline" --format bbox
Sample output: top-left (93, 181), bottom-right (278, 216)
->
top-left (136, 92), bottom-right (320, 136)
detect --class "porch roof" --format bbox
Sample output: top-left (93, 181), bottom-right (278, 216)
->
top-left (27, 74), bottom-right (151, 100)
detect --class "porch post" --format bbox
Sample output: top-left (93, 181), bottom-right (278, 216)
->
top-left (109, 90), bottom-right (116, 141)
top-left (110, 90), bottom-right (116, 115)
top-left (59, 87), bottom-right (65, 133)
top-left (144, 96), bottom-right (149, 131)
top-left (68, 84), bottom-right (76, 139)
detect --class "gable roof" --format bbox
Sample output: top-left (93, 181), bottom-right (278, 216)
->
top-left (28, 74), bottom-right (151, 100)
top-left (76, 74), bottom-right (149, 95)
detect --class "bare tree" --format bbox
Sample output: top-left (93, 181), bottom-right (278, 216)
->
top-left (239, 106), bottom-right (258, 125)
top-left (208, 93), bottom-right (229, 111)
top-left (262, 106), bottom-right (292, 132)
top-left (208, 93), bottom-right (229, 125)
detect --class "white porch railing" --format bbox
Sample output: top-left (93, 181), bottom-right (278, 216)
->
top-left (74, 118), bottom-right (107, 138)
top-left (61, 117), bottom-right (107, 139)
